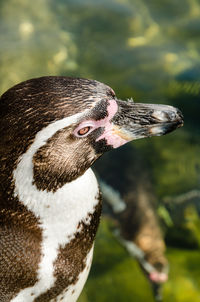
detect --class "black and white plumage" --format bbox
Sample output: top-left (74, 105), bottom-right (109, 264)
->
top-left (0, 76), bottom-right (183, 302)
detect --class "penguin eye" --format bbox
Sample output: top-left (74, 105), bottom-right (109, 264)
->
top-left (77, 126), bottom-right (91, 136)
top-left (74, 121), bottom-right (96, 138)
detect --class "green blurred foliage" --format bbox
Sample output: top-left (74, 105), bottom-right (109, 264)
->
top-left (134, 132), bottom-right (200, 197)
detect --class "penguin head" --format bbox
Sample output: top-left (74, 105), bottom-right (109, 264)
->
top-left (0, 76), bottom-right (183, 192)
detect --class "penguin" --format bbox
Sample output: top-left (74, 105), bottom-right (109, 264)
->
top-left (0, 76), bottom-right (183, 302)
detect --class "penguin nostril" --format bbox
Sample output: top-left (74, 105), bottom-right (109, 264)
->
top-left (152, 110), bottom-right (169, 122)
top-left (167, 111), bottom-right (176, 120)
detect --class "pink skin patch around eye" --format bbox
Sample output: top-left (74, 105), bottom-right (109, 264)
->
top-left (75, 99), bottom-right (129, 148)
top-left (96, 99), bottom-right (128, 148)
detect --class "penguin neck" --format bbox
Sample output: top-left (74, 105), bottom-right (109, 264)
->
top-left (11, 131), bottom-right (100, 241)
top-left (1, 111), bottom-right (98, 213)
top-left (11, 111), bottom-right (99, 217)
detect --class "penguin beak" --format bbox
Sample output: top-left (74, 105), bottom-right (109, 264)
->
top-left (111, 100), bottom-right (184, 142)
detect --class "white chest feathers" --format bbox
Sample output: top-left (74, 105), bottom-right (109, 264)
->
top-left (12, 166), bottom-right (99, 302)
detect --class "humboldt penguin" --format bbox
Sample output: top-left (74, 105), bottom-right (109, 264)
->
top-left (0, 76), bottom-right (183, 302)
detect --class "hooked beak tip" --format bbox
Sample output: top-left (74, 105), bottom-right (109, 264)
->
top-left (150, 107), bottom-right (184, 136)
top-left (152, 106), bottom-right (183, 125)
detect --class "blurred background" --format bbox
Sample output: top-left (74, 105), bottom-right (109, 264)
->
top-left (0, 0), bottom-right (200, 301)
